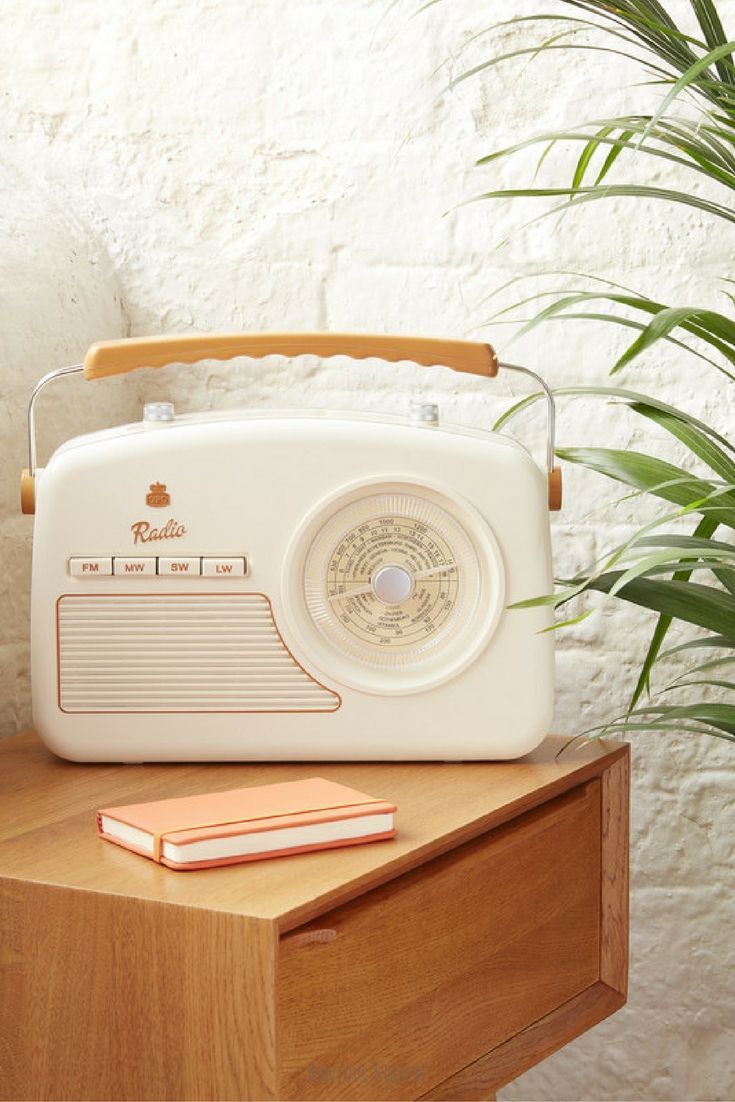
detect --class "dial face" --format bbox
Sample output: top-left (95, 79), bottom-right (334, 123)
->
top-left (321, 512), bottom-right (460, 651)
top-left (292, 485), bottom-right (504, 692)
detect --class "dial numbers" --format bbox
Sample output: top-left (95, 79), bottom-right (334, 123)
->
top-left (327, 515), bottom-right (459, 649)
top-left (290, 483), bottom-right (504, 691)
top-left (302, 490), bottom-right (490, 672)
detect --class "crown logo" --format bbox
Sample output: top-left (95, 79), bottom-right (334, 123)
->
top-left (146, 482), bottom-right (170, 508)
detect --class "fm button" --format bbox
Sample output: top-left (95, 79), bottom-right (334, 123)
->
top-left (69, 557), bottom-right (112, 576)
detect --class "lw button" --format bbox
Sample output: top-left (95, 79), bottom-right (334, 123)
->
top-left (69, 557), bottom-right (112, 577)
top-left (202, 557), bottom-right (248, 577)
top-left (113, 557), bottom-right (156, 576)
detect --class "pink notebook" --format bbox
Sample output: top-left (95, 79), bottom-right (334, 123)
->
top-left (97, 777), bottom-right (397, 870)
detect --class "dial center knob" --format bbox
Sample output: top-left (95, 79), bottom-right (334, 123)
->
top-left (371, 564), bottom-right (414, 605)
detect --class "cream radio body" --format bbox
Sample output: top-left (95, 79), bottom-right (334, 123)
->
top-left (24, 334), bottom-right (558, 762)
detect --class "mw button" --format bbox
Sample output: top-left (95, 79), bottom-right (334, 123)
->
top-left (113, 558), bottom-right (156, 576)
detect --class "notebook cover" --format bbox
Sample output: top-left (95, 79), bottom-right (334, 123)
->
top-left (97, 777), bottom-right (396, 870)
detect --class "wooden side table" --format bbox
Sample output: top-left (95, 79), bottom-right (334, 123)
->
top-left (0, 732), bottom-right (628, 1101)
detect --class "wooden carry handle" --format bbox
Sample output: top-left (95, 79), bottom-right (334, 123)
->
top-left (22, 333), bottom-right (563, 515)
top-left (83, 333), bottom-right (499, 381)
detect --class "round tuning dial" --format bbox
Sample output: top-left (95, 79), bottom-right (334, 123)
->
top-left (288, 483), bottom-right (505, 694)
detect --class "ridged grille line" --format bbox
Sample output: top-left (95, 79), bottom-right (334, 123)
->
top-left (58, 594), bottom-right (340, 714)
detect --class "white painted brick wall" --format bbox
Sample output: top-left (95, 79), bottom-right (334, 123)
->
top-left (1, 2), bottom-right (733, 1098)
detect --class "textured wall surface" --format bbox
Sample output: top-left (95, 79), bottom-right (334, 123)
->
top-left (1, 2), bottom-right (733, 1099)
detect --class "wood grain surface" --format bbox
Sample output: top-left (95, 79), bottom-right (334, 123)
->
top-left (600, 752), bottom-right (630, 995)
top-left (0, 879), bottom-right (277, 1101)
top-left (422, 983), bottom-right (625, 1101)
top-left (278, 783), bottom-right (601, 1100)
top-left (0, 732), bottom-right (629, 1101)
top-left (420, 747), bottom-right (630, 1102)
top-left (0, 731), bottom-right (625, 932)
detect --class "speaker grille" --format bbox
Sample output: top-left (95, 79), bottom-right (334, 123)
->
top-left (57, 594), bottom-right (340, 713)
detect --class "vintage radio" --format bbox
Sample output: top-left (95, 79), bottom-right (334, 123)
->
top-left (21, 333), bottom-right (561, 762)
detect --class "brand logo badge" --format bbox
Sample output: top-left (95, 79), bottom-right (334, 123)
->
top-left (146, 481), bottom-right (170, 508)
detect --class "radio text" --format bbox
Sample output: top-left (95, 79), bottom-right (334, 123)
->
top-left (130, 518), bottom-right (187, 544)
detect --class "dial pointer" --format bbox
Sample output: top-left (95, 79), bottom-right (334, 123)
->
top-left (328, 562), bottom-right (456, 602)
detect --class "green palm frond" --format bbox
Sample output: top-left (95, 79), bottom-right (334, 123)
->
top-left (451, 1), bottom-right (735, 228)
top-left (591, 704), bottom-right (735, 740)
top-left (490, 380), bottom-right (735, 731)
top-left (427, 0), bottom-right (735, 740)
top-left (468, 183), bottom-right (735, 228)
top-left (485, 285), bottom-right (735, 381)
top-left (476, 117), bottom-right (735, 191)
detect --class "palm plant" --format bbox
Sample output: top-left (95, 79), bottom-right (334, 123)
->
top-left (442, 0), bottom-right (735, 740)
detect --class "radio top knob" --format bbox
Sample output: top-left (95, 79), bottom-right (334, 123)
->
top-left (143, 402), bottom-right (175, 423)
top-left (410, 402), bottom-right (439, 425)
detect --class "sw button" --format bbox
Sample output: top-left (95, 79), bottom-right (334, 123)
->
top-left (158, 557), bottom-right (202, 576)
top-left (201, 557), bottom-right (248, 577)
